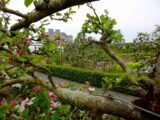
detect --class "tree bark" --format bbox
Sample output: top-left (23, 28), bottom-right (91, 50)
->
top-left (152, 51), bottom-right (160, 96)
top-left (10, 0), bottom-right (98, 31)
top-left (133, 52), bottom-right (160, 115)
top-left (101, 43), bottom-right (130, 73)
top-left (2, 78), bottom-right (148, 120)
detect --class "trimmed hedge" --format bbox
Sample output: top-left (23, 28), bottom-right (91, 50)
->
top-left (45, 64), bottom-right (129, 87)
top-left (45, 64), bottom-right (143, 96)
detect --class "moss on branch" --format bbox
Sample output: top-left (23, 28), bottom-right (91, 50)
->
top-left (10, 0), bottom-right (98, 31)
top-left (1, 78), bottom-right (147, 120)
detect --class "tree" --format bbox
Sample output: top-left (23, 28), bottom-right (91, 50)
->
top-left (0, 0), bottom-right (160, 119)
top-left (79, 3), bottom-right (130, 73)
top-left (63, 36), bottom-right (111, 70)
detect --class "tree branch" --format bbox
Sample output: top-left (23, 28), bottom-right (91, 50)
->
top-left (28, 61), bottom-right (56, 89)
top-left (0, 46), bottom-right (12, 54)
top-left (0, 7), bottom-right (28, 19)
top-left (10, 0), bottom-right (98, 31)
top-left (84, 40), bottom-right (101, 46)
top-left (87, 3), bottom-right (101, 26)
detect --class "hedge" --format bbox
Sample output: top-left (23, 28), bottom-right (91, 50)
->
top-left (45, 64), bottom-right (142, 96)
top-left (46, 64), bottom-right (121, 86)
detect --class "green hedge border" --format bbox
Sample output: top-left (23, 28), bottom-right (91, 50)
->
top-left (46, 64), bottom-right (114, 87)
top-left (45, 64), bottom-right (138, 96)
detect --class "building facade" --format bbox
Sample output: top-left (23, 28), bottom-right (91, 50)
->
top-left (47, 29), bottom-right (73, 44)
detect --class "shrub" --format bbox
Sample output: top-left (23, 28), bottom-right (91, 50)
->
top-left (44, 65), bottom-right (130, 87)
top-left (46, 64), bottom-right (107, 87)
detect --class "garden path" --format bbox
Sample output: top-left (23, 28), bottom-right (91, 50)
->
top-left (35, 72), bottom-right (139, 105)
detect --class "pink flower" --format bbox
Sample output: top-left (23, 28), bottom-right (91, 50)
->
top-left (21, 98), bottom-right (29, 107)
top-left (86, 87), bottom-right (95, 92)
top-left (50, 101), bottom-right (61, 108)
top-left (0, 101), bottom-right (5, 106)
top-left (48, 91), bottom-right (57, 100)
top-left (32, 86), bottom-right (40, 93)
top-left (10, 100), bottom-right (17, 106)
top-left (15, 97), bottom-right (35, 113)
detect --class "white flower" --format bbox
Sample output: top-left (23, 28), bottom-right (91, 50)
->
top-left (12, 84), bottom-right (21, 88)
top-left (15, 97), bottom-right (36, 113)
top-left (27, 97), bottom-right (35, 105)
top-left (15, 104), bottom-right (25, 113)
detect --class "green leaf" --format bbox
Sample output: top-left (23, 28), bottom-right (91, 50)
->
top-left (0, 64), bottom-right (6, 71)
top-left (100, 15), bottom-right (108, 24)
top-left (56, 12), bottom-right (62, 16)
top-left (86, 13), bottom-right (93, 19)
top-left (22, 108), bottom-right (29, 118)
top-left (0, 105), bottom-right (11, 118)
top-left (51, 111), bottom-right (59, 120)
top-left (24, 0), bottom-right (33, 7)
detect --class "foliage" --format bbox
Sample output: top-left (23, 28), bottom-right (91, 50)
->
top-left (0, 83), bottom-right (106, 119)
top-left (131, 26), bottom-right (160, 74)
top-left (63, 37), bottom-right (111, 69)
top-left (24, 0), bottom-right (34, 7)
top-left (46, 64), bottom-right (148, 96)
top-left (46, 64), bottom-right (105, 87)
top-left (80, 8), bottom-right (124, 43)
top-left (0, 0), bottom-right (159, 119)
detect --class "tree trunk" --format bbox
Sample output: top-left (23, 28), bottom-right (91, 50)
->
top-left (148, 51), bottom-right (160, 113)
top-left (133, 52), bottom-right (160, 115)
top-left (152, 51), bottom-right (160, 96)
top-left (101, 43), bottom-right (130, 73)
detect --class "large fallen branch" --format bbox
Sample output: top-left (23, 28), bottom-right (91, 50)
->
top-left (1, 78), bottom-right (148, 120)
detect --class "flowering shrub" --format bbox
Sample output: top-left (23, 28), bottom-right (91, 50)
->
top-left (0, 82), bottom-right (109, 119)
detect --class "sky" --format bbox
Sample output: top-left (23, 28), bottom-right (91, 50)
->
top-left (7, 0), bottom-right (160, 42)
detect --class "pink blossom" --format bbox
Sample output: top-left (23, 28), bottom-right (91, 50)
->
top-left (50, 101), bottom-right (61, 108)
top-left (21, 98), bottom-right (29, 107)
top-left (86, 87), bottom-right (95, 92)
top-left (0, 101), bottom-right (5, 106)
top-left (32, 86), bottom-right (40, 93)
top-left (48, 91), bottom-right (57, 100)
top-left (10, 100), bottom-right (17, 106)
top-left (15, 98), bottom-right (35, 113)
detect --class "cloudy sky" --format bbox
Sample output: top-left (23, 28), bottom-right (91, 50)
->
top-left (8, 0), bottom-right (160, 42)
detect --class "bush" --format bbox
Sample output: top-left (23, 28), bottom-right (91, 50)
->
top-left (46, 65), bottom-right (127, 86)
top-left (45, 64), bottom-right (148, 96)
top-left (46, 64), bottom-right (107, 87)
